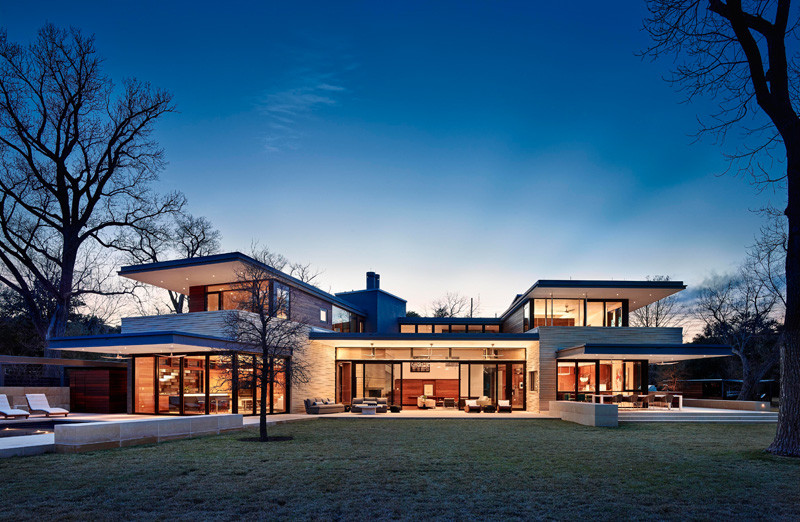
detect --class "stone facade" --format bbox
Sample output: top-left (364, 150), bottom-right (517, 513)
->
top-left (290, 340), bottom-right (336, 413)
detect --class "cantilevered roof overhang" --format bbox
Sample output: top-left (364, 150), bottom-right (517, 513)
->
top-left (118, 252), bottom-right (366, 315)
top-left (49, 331), bottom-right (255, 355)
top-left (501, 279), bottom-right (687, 319)
top-left (308, 331), bottom-right (538, 349)
top-left (556, 343), bottom-right (732, 364)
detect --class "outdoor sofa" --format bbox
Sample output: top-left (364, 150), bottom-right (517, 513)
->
top-left (351, 397), bottom-right (388, 413)
top-left (25, 393), bottom-right (69, 417)
top-left (304, 398), bottom-right (345, 414)
top-left (0, 394), bottom-right (29, 419)
top-left (464, 399), bottom-right (482, 413)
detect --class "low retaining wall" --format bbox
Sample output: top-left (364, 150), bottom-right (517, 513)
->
top-left (683, 398), bottom-right (771, 411)
top-left (54, 414), bottom-right (243, 453)
top-left (549, 401), bottom-right (618, 427)
top-left (0, 386), bottom-right (69, 410)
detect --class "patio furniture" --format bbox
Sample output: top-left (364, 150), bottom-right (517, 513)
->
top-left (417, 396), bottom-right (436, 409)
top-left (476, 396), bottom-right (492, 407)
top-left (0, 394), bottom-right (29, 419)
top-left (497, 399), bottom-right (512, 413)
top-left (665, 393), bottom-right (674, 410)
top-left (352, 397), bottom-right (388, 413)
top-left (303, 397), bottom-right (345, 414)
top-left (25, 393), bottom-right (69, 417)
top-left (359, 404), bottom-right (378, 415)
top-left (634, 394), bottom-right (649, 408)
top-left (464, 399), bottom-right (482, 413)
top-left (652, 393), bottom-right (669, 409)
top-left (443, 397), bottom-right (456, 408)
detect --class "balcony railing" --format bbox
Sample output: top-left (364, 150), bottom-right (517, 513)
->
top-left (121, 310), bottom-right (255, 339)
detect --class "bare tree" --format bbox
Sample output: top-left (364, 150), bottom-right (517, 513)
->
top-left (694, 270), bottom-right (781, 400)
top-left (429, 292), bottom-right (479, 318)
top-left (631, 275), bottom-right (684, 327)
top-left (224, 248), bottom-right (310, 442)
top-left (119, 213), bottom-right (221, 314)
top-left (642, 0), bottom-right (800, 456)
top-left (0, 24), bottom-right (183, 360)
top-left (288, 261), bottom-right (322, 284)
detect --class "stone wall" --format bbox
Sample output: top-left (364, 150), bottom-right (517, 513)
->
top-left (290, 340), bottom-right (336, 413)
top-left (549, 400), bottom-right (618, 427)
top-left (0, 386), bottom-right (70, 410)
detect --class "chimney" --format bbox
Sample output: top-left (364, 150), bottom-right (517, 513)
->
top-left (366, 271), bottom-right (380, 290)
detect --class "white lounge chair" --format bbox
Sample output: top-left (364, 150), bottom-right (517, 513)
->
top-left (0, 394), bottom-right (29, 419)
top-left (25, 394), bottom-right (69, 417)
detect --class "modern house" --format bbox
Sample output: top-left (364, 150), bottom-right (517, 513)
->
top-left (50, 252), bottom-right (731, 415)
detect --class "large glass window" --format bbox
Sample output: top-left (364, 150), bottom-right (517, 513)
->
top-left (586, 301), bottom-right (605, 327)
top-left (273, 282), bottom-right (290, 319)
top-left (400, 324), bottom-right (416, 333)
top-left (272, 359), bottom-right (287, 413)
top-left (533, 299), bottom-right (547, 327)
top-left (158, 356), bottom-right (181, 414)
top-left (625, 361), bottom-right (642, 391)
top-left (606, 301), bottom-right (623, 327)
top-left (557, 361), bottom-right (576, 400)
top-left (134, 357), bottom-right (155, 413)
top-left (577, 362), bottom-right (596, 394)
top-left (333, 305), bottom-right (360, 332)
top-left (183, 356), bottom-right (206, 414)
top-left (238, 355), bottom-right (255, 414)
top-left (598, 360), bottom-right (624, 393)
top-left (551, 299), bottom-right (583, 327)
top-left (208, 356), bottom-right (233, 414)
top-left (523, 301), bottom-right (531, 331)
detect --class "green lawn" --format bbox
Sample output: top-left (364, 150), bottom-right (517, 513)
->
top-left (2, 419), bottom-right (799, 520)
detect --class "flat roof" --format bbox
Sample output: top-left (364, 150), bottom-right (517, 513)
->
top-left (556, 343), bottom-right (731, 363)
top-left (397, 317), bottom-right (502, 324)
top-left (308, 331), bottom-right (538, 349)
top-left (118, 252), bottom-right (366, 315)
top-left (501, 279), bottom-right (686, 319)
top-left (49, 331), bottom-right (256, 355)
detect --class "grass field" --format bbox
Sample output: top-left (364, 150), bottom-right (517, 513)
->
top-left (2, 419), bottom-right (799, 520)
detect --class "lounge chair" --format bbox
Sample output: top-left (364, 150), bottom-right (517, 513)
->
top-left (497, 399), bottom-right (512, 413)
top-left (25, 394), bottom-right (69, 417)
top-left (464, 399), bottom-right (482, 413)
top-left (0, 394), bottom-right (29, 419)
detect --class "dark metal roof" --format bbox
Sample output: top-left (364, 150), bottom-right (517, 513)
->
top-left (308, 332), bottom-right (539, 341)
top-left (118, 252), bottom-right (367, 315)
top-left (500, 279), bottom-right (687, 320)
top-left (336, 288), bottom-right (407, 303)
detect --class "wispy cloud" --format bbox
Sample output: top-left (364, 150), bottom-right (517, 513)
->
top-left (257, 52), bottom-right (356, 152)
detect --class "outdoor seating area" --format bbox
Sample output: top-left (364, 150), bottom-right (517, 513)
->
top-left (303, 398), bottom-right (345, 414)
top-left (560, 392), bottom-right (684, 410)
top-left (0, 394), bottom-right (69, 419)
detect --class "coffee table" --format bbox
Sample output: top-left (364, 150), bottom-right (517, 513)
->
top-left (360, 405), bottom-right (378, 415)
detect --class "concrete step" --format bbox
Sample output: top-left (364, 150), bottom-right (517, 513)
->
top-left (619, 414), bottom-right (778, 423)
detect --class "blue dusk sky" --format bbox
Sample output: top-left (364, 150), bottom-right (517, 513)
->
top-left (1, 2), bottom-right (785, 316)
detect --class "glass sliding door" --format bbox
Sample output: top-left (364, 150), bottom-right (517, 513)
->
top-left (272, 358), bottom-right (287, 413)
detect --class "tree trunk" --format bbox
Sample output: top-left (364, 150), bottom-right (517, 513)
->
top-left (737, 355), bottom-right (758, 401)
top-left (259, 356), bottom-right (269, 442)
top-left (768, 155), bottom-right (800, 457)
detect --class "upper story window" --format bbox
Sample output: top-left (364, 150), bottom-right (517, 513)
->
top-left (398, 323), bottom-right (503, 334)
top-left (273, 282), bottom-right (290, 319)
top-left (532, 298), bottom-right (627, 327)
top-left (523, 302), bottom-right (530, 331)
top-left (333, 306), bottom-right (363, 332)
top-left (205, 283), bottom-right (250, 312)
top-left (320, 309), bottom-right (328, 323)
